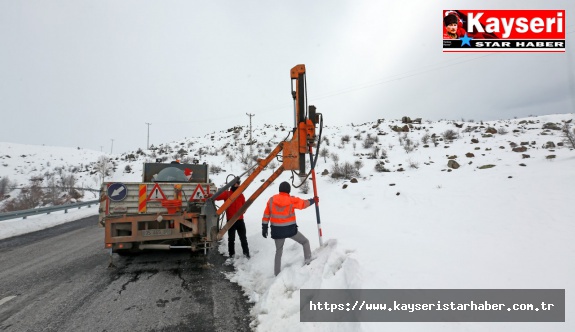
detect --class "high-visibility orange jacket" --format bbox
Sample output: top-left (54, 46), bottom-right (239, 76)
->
top-left (262, 192), bottom-right (311, 239)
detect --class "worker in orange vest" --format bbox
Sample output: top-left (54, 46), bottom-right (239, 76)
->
top-left (262, 181), bottom-right (317, 276)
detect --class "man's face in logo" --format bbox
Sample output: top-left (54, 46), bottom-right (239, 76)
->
top-left (446, 23), bottom-right (458, 35)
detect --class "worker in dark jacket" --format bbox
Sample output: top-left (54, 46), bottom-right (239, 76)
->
top-left (262, 181), bottom-right (316, 276)
top-left (215, 180), bottom-right (250, 259)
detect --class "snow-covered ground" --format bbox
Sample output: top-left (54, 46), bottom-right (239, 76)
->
top-left (0, 205), bottom-right (98, 240)
top-left (1, 114), bottom-right (573, 331)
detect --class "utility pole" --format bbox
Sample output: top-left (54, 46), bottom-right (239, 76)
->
top-left (146, 122), bottom-right (152, 149)
top-left (110, 139), bottom-right (114, 154)
top-left (246, 113), bottom-right (255, 145)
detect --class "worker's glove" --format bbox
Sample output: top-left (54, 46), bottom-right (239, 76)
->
top-left (308, 198), bottom-right (316, 206)
top-left (262, 224), bottom-right (268, 238)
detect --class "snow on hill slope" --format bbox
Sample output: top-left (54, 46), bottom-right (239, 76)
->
top-left (1, 114), bottom-right (574, 332)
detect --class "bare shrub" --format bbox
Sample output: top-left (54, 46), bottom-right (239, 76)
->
top-left (94, 156), bottom-right (113, 183)
top-left (331, 153), bottom-right (340, 165)
top-left (563, 122), bottom-right (575, 148)
top-left (299, 180), bottom-right (310, 194)
top-left (421, 133), bottom-right (430, 144)
top-left (17, 177), bottom-right (44, 209)
top-left (319, 148), bottom-right (330, 162)
top-left (370, 146), bottom-right (380, 159)
top-left (497, 127), bottom-right (509, 135)
top-left (363, 136), bottom-right (376, 149)
top-left (354, 160), bottom-right (364, 170)
top-left (374, 161), bottom-right (389, 172)
top-left (400, 134), bottom-right (419, 153)
top-left (380, 148), bottom-right (388, 159)
top-left (331, 161), bottom-right (360, 180)
top-left (0, 177), bottom-right (12, 198)
top-left (60, 173), bottom-right (77, 195)
top-left (44, 174), bottom-right (61, 205)
top-left (239, 152), bottom-right (250, 165)
top-left (341, 135), bottom-right (351, 144)
top-left (210, 165), bottom-right (223, 174)
top-left (442, 129), bottom-right (459, 141)
top-left (407, 159), bottom-right (419, 169)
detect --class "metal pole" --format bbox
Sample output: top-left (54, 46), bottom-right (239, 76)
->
top-left (110, 139), bottom-right (114, 154)
top-left (246, 113), bottom-right (255, 167)
top-left (308, 145), bottom-right (323, 246)
top-left (246, 113), bottom-right (254, 145)
top-left (246, 113), bottom-right (254, 142)
top-left (146, 122), bottom-right (152, 149)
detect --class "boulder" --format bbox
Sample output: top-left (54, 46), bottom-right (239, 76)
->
top-left (447, 160), bottom-right (460, 169)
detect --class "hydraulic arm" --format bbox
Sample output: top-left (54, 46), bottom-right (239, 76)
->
top-left (206, 64), bottom-right (323, 243)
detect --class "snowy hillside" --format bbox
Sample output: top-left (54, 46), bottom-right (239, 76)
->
top-left (1, 114), bottom-right (574, 332)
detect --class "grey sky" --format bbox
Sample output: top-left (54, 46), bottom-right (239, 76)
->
top-left (1, 0), bottom-right (574, 154)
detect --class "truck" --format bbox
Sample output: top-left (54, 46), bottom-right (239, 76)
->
top-left (99, 162), bottom-right (222, 255)
top-left (99, 64), bottom-right (325, 258)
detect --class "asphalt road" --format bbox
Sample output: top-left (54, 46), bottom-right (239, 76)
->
top-left (0, 215), bottom-right (253, 332)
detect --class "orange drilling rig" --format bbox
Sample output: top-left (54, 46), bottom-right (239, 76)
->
top-left (211, 64), bottom-right (324, 245)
